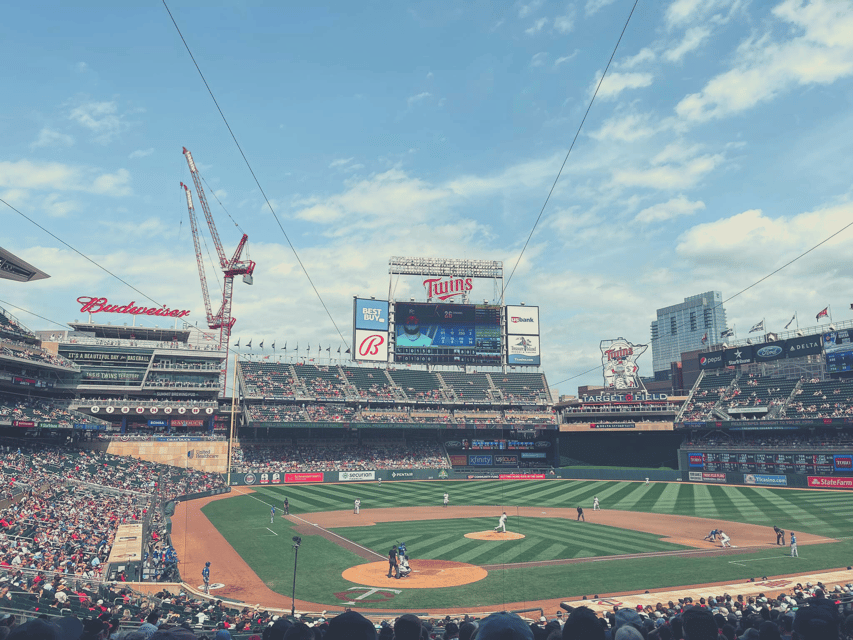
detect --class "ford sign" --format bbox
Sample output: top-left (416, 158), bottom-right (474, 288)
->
top-left (756, 345), bottom-right (783, 357)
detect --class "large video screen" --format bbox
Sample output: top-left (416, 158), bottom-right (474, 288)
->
top-left (824, 330), bottom-right (853, 373)
top-left (393, 302), bottom-right (502, 364)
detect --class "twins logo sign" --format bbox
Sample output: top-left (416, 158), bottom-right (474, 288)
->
top-left (600, 337), bottom-right (647, 389)
top-left (355, 329), bottom-right (388, 362)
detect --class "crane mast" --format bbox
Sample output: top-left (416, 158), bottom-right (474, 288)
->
top-left (181, 149), bottom-right (256, 395)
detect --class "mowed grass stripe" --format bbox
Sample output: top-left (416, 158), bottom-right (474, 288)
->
top-left (705, 485), bottom-right (743, 521)
top-left (779, 492), bottom-right (852, 534)
top-left (720, 486), bottom-right (772, 523)
top-left (692, 484), bottom-right (721, 519)
top-left (608, 483), bottom-right (655, 510)
top-left (736, 487), bottom-right (817, 533)
top-left (631, 482), bottom-right (668, 510)
top-left (650, 482), bottom-right (682, 513)
top-left (674, 482), bottom-right (697, 515)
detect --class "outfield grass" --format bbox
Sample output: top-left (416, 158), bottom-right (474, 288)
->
top-left (200, 480), bottom-right (853, 609)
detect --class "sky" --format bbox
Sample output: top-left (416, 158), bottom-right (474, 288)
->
top-left (3, 0), bottom-right (853, 397)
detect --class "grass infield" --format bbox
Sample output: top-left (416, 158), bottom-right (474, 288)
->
top-left (200, 480), bottom-right (853, 609)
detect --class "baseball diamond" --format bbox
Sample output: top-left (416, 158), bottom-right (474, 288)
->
top-left (170, 478), bottom-right (853, 613)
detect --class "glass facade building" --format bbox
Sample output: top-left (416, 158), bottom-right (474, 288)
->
top-left (650, 291), bottom-right (727, 380)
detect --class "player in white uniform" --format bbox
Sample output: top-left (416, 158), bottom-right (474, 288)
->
top-left (494, 512), bottom-right (507, 533)
top-left (593, 496), bottom-right (600, 511)
top-left (719, 531), bottom-right (732, 548)
top-left (354, 499), bottom-right (360, 514)
top-left (443, 493), bottom-right (449, 508)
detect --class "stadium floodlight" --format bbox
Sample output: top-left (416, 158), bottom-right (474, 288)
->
top-left (388, 256), bottom-right (503, 278)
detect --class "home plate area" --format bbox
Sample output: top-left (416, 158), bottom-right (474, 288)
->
top-left (341, 559), bottom-right (487, 588)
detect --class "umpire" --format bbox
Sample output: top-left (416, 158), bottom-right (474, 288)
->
top-left (774, 525), bottom-right (785, 545)
top-left (387, 546), bottom-right (399, 579)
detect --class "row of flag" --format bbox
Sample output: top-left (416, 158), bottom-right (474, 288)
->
top-left (700, 306), bottom-right (832, 344)
top-left (233, 338), bottom-right (351, 354)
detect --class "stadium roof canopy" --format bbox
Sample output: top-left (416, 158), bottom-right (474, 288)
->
top-left (0, 246), bottom-right (49, 282)
top-left (69, 322), bottom-right (192, 342)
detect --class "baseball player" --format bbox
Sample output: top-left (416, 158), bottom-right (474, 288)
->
top-left (387, 547), bottom-right (399, 578)
top-left (790, 532), bottom-right (798, 557)
top-left (354, 498), bottom-right (360, 515)
top-left (719, 531), bottom-right (732, 547)
top-left (202, 562), bottom-right (210, 594)
top-left (774, 525), bottom-right (785, 545)
top-left (494, 512), bottom-right (507, 533)
top-left (576, 506), bottom-right (584, 522)
top-left (703, 529), bottom-right (719, 542)
top-left (593, 496), bottom-right (600, 511)
top-left (284, 497), bottom-right (289, 515)
top-left (443, 493), bottom-right (449, 508)
top-left (270, 505), bottom-right (276, 524)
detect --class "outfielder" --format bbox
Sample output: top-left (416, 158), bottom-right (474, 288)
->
top-left (270, 505), bottom-right (276, 524)
top-left (202, 562), bottom-right (210, 594)
top-left (593, 496), bottom-right (600, 511)
top-left (494, 512), bottom-right (507, 533)
top-left (354, 498), bottom-right (360, 515)
top-left (443, 493), bottom-right (449, 508)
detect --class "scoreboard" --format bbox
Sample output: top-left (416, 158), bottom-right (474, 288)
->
top-left (693, 451), bottom-right (838, 475)
top-left (824, 330), bottom-right (853, 373)
top-left (393, 302), bottom-right (502, 365)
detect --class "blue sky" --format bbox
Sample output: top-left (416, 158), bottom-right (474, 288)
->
top-left (3, 0), bottom-right (853, 396)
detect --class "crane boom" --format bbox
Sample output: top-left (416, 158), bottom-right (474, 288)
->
top-left (181, 148), bottom-right (257, 395)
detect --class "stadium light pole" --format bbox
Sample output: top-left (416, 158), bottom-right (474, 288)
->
top-left (291, 536), bottom-right (301, 617)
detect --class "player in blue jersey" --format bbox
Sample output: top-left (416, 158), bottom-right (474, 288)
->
top-left (202, 562), bottom-right (210, 594)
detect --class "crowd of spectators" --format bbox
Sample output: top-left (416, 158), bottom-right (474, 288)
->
top-left (0, 343), bottom-right (76, 369)
top-left (235, 441), bottom-right (449, 472)
top-left (683, 433), bottom-right (853, 449)
top-left (0, 394), bottom-right (105, 428)
top-left (0, 580), bottom-right (850, 640)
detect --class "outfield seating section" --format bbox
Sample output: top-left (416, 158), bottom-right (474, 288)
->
top-left (0, 392), bottom-right (109, 427)
top-left (785, 378), bottom-right (853, 418)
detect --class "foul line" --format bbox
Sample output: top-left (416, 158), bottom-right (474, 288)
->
top-left (728, 557), bottom-right (793, 566)
top-left (266, 528), bottom-right (279, 536)
top-left (288, 513), bottom-right (386, 560)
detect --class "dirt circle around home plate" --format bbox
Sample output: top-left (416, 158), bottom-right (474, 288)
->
top-left (465, 530), bottom-right (525, 540)
top-left (341, 559), bottom-right (488, 588)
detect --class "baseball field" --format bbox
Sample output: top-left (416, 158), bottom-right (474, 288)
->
top-left (177, 479), bottom-right (853, 611)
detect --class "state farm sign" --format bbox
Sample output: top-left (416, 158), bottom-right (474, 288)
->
top-left (77, 296), bottom-right (191, 319)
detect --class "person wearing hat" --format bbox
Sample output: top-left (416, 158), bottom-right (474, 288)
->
top-left (325, 610), bottom-right (377, 640)
top-left (444, 622), bottom-right (460, 640)
top-left (790, 533), bottom-right (798, 557)
top-left (774, 526), bottom-right (785, 546)
top-left (472, 612), bottom-right (533, 640)
top-left (202, 561), bottom-right (211, 594)
top-left (577, 506), bottom-right (584, 522)
top-left (387, 547), bottom-right (399, 579)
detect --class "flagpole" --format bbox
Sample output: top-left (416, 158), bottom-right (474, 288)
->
top-left (829, 305), bottom-right (833, 323)
top-left (796, 312), bottom-right (799, 330)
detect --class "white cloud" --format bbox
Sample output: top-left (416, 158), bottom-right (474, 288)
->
top-left (213, 189), bottom-right (228, 200)
top-left (635, 195), bottom-right (705, 223)
top-left (0, 160), bottom-right (131, 197)
top-left (590, 112), bottom-right (659, 142)
top-left (585, 0), bottom-right (617, 16)
top-left (525, 17), bottom-right (548, 35)
top-left (128, 148), bottom-right (154, 159)
top-left (665, 0), bottom-right (739, 28)
top-left (555, 50), bottom-right (579, 66)
top-left (75, 62), bottom-right (89, 73)
top-left (613, 153), bottom-right (723, 190)
top-left (676, 0), bottom-right (853, 122)
top-left (530, 52), bottom-right (548, 67)
top-left (407, 92), bottom-right (432, 107)
top-left (68, 100), bottom-right (131, 143)
top-left (329, 158), bottom-right (354, 168)
top-left (594, 72), bottom-right (654, 99)
top-left (518, 0), bottom-right (544, 18)
top-left (42, 193), bottom-right (80, 217)
top-left (664, 26), bottom-right (711, 62)
top-left (553, 13), bottom-right (574, 33)
top-left (30, 128), bottom-right (74, 150)
top-left (620, 48), bottom-right (656, 69)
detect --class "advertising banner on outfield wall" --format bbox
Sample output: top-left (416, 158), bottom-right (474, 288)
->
top-left (689, 471), bottom-right (703, 481)
top-left (753, 343), bottom-right (786, 362)
top-left (688, 453), bottom-right (704, 468)
top-left (469, 455), bottom-right (493, 466)
top-left (285, 472), bottom-right (324, 483)
top-left (494, 454), bottom-right (519, 466)
top-left (698, 351), bottom-right (725, 369)
top-left (808, 476), bottom-right (853, 488)
top-left (702, 472), bottom-right (726, 483)
top-left (499, 474), bottom-right (546, 480)
top-left (449, 455), bottom-right (468, 466)
top-left (338, 471), bottom-right (376, 481)
top-left (786, 335), bottom-right (822, 357)
top-left (507, 335), bottom-right (540, 365)
top-left (834, 455), bottom-right (853, 472)
top-left (724, 345), bottom-right (754, 367)
top-left (354, 329), bottom-right (388, 362)
top-left (744, 474), bottom-right (787, 486)
top-left (505, 305), bottom-right (540, 336)
top-left (354, 299), bottom-right (390, 331)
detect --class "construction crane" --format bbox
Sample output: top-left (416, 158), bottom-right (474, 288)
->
top-left (181, 147), bottom-right (255, 394)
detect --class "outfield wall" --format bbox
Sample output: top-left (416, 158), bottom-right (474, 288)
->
top-left (87, 439), bottom-right (229, 473)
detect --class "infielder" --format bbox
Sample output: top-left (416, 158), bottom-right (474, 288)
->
top-left (577, 506), bottom-right (584, 522)
top-left (719, 531), bottom-right (732, 548)
top-left (443, 493), bottom-right (449, 508)
top-left (202, 561), bottom-right (211, 594)
top-left (593, 496), bottom-right (600, 511)
top-left (354, 499), bottom-right (360, 515)
top-left (790, 532), bottom-right (798, 557)
top-left (494, 512), bottom-right (507, 533)
top-left (270, 505), bottom-right (276, 524)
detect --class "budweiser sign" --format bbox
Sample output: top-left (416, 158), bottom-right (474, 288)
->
top-left (423, 277), bottom-right (473, 300)
top-left (77, 296), bottom-right (191, 319)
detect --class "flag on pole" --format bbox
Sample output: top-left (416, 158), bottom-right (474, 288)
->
top-left (271, 341), bottom-right (275, 350)
top-left (701, 333), bottom-right (708, 344)
top-left (246, 339), bottom-right (252, 348)
top-left (235, 338), bottom-right (240, 347)
top-left (259, 340), bottom-right (264, 349)
top-left (816, 307), bottom-right (829, 321)
top-left (749, 320), bottom-right (764, 333)
top-left (784, 314), bottom-right (796, 329)
top-left (283, 342), bottom-right (287, 350)
top-left (326, 346), bottom-right (331, 352)
top-left (337, 346), bottom-right (341, 353)
top-left (345, 348), bottom-right (351, 354)
top-left (721, 328), bottom-right (734, 338)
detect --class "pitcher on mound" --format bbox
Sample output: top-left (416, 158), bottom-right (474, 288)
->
top-left (494, 512), bottom-right (507, 533)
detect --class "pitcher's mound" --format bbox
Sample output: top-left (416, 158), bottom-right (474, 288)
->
top-left (342, 559), bottom-right (487, 588)
top-left (465, 531), bottom-right (525, 541)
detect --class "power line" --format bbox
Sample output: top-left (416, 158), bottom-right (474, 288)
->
top-left (0, 198), bottom-right (164, 308)
top-left (161, 0), bottom-right (350, 351)
top-left (502, 0), bottom-right (641, 297)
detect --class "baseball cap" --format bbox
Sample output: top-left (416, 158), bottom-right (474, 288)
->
top-left (472, 612), bottom-right (534, 640)
top-left (325, 611), bottom-right (377, 640)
